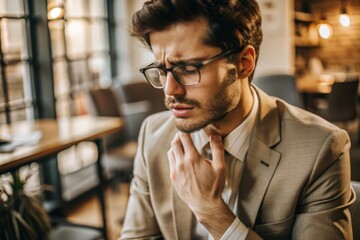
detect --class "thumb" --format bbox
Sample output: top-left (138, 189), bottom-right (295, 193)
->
top-left (210, 135), bottom-right (225, 172)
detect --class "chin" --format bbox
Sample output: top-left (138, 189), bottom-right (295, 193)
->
top-left (175, 118), bottom-right (207, 133)
top-left (174, 114), bottom-right (224, 133)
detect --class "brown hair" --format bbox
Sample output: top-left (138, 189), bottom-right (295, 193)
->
top-left (131, 0), bottom-right (263, 80)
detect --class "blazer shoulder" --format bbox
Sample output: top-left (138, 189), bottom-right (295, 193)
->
top-left (140, 110), bottom-right (178, 145)
top-left (276, 101), bottom-right (350, 158)
top-left (278, 100), bottom-right (346, 134)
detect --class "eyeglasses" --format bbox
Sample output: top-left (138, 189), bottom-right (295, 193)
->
top-left (139, 47), bottom-right (242, 89)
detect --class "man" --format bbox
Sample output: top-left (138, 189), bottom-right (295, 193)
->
top-left (121, 0), bottom-right (355, 239)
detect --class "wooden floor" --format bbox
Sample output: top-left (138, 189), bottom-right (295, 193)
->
top-left (66, 182), bottom-right (130, 240)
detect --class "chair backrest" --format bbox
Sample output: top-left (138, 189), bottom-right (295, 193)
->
top-left (86, 88), bottom-right (129, 147)
top-left (117, 81), bottom-right (167, 115)
top-left (325, 79), bottom-right (359, 122)
top-left (87, 88), bottom-right (122, 117)
top-left (114, 81), bottom-right (167, 140)
top-left (351, 181), bottom-right (360, 240)
top-left (253, 74), bottom-right (304, 107)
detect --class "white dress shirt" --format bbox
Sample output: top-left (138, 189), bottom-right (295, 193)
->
top-left (191, 87), bottom-right (259, 240)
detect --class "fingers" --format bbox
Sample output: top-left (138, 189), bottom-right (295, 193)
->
top-left (168, 148), bottom-right (176, 169)
top-left (210, 135), bottom-right (225, 172)
top-left (178, 132), bottom-right (198, 157)
top-left (167, 149), bottom-right (177, 181)
top-left (172, 132), bottom-right (199, 159)
top-left (171, 133), bottom-right (184, 159)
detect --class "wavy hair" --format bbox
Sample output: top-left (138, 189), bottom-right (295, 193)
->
top-left (131, 0), bottom-right (263, 80)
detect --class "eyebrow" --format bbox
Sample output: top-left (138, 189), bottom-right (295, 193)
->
top-left (153, 56), bottom-right (207, 67)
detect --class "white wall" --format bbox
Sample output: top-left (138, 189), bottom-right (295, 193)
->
top-left (255, 0), bottom-right (294, 77)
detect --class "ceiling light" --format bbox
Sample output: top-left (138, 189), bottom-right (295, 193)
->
top-left (339, 0), bottom-right (351, 27)
top-left (318, 13), bottom-right (333, 40)
top-left (47, 3), bottom-right (64, 20)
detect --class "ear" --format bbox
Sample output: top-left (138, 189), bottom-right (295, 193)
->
top-left (236, 45), bottom-right (256, 79)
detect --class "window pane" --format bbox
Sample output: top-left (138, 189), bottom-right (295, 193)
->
top-left (0, 0), bottom-right (25, 15)
top-left (90, 20), bottom-right (108, 52)
top-left (58, 146), bottom-right (82, 174)
top-left (47, 0), bottom-right (64, 6)
top-left (89, 0), bottom-right (106, 18)
top-left (10, 107), bottom-right (27, 122)
top-left (65, 0), bottom-right (107, 18)
top-left (70, 60), bottom-right (91, 90)
top-left (9, 105), bottom-right (33, 123)
top-left (21, 62), bottom-right (32, 102)
top-left (49, 20), bottom-right (65, 58)
top-left (53, 60), bottom-right (70, 97)
top-left (5, 63), bottom-right (32, 104)
top-left (6, 64), bottom-right (25, 103)
top-left (65, 20), bottom-right (89, 59)
top-left (0, 112), bottom-right (5, 125)
top-left (56, 96), bottom-right (71, 118)
top-left (89, 55), bottom-right (111, 87)
top-left (114, 0), bottom-right (128, 22)
top-left (1, 19), bottom-right (29, 61)
top-left (65, 0), bottom-right (87, 18)
top-left (25, 105), bottom-right (34, 121)
top-left (116, 26), bottom-right (132, 79)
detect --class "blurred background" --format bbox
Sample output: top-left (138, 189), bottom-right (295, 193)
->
top-left (0, 0), bottom-right (359, 239)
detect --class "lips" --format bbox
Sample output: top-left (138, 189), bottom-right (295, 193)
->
top-left (169, 104), bottom-right (194, 118)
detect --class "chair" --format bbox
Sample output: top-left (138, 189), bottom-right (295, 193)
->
top-left (50, 225), bottom-right (102, 240)
top-left (86, 87), bottom-right (137, 181)
top-left (350, 181), bottom-right (360, 240)
top-left (120, 81), bottom-right (167, 114)
top-left (252, 74), bottom-right (304, 108)
top-left (314, 79), bottom-right (359, 123)
top-left (115, 81), bottom-right (167, 140)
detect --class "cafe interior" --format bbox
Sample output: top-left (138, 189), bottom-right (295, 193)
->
top-left (0, 0), bottom-right (360, 239)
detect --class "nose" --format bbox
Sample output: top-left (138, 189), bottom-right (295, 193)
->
top-left (164, 72), bottom-right (185, 97)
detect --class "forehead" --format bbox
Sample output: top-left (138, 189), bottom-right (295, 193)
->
top-left (149, 18), bottom-right (218, 61)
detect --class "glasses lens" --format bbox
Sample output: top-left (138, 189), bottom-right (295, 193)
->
top-left (173, 65), bottom-right (200, 86)
top-left (144, 68), bottom-right (166, 88)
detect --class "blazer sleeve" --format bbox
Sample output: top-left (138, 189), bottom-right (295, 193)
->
top-left (120, 119), bottom-right (163, 240)
top-left (291, 129), bottom-right (355, 240)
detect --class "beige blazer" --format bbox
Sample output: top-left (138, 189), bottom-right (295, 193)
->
top-left (121, 87), bottom-right (355, 240)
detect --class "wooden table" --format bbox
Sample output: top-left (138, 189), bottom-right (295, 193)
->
top-left (296, 73), bottom-right (360, 109)
top-left (0, 115), bottom-right (124, 240)
top-left (296, 74), bottom-right (334, 94)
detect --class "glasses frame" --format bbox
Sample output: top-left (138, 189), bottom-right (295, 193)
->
top-left (140, 47), bottom-right (242, 89)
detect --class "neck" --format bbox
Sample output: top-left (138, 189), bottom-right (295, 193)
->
top-left (204, 83), bottom-right (254, 137)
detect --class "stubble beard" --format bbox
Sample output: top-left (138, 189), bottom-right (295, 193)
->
top-left (174, 104), bottom-right (229, 133)
top-left (165, 71), bottom-right (238, 133)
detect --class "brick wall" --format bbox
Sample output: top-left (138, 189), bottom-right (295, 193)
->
top-left (297, 0), bottom-right (360, 73)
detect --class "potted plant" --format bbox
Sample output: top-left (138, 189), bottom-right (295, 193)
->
top-left (0, 166), bottom-right (51, 240)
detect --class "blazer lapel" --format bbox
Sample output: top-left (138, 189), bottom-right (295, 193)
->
top-left (237, 137), bottom-right (281, 228)
top-left (171, 185), bottom-right (193, 240)
top-left (237, 86), bottom-right (282, 228)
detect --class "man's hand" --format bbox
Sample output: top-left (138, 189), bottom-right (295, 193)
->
top-left (167, 132), bottom-right (236, 239)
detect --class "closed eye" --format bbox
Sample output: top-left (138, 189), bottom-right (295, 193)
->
top-left (174, 65), bottom-right (198, 75)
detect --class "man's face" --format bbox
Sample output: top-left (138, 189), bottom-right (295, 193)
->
top-left (149, 18), bottom-right (243, 133)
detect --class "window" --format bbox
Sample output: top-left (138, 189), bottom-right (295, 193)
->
top-left (0, 0), bottom-right (35, 124)
top-left (47, 0), bottom-right (112, 118)
top-left (47, 1), bottom-right (115, 196)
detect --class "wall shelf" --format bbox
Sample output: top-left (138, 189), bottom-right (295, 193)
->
top-left (295, 11), bottom-right (316, 22)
